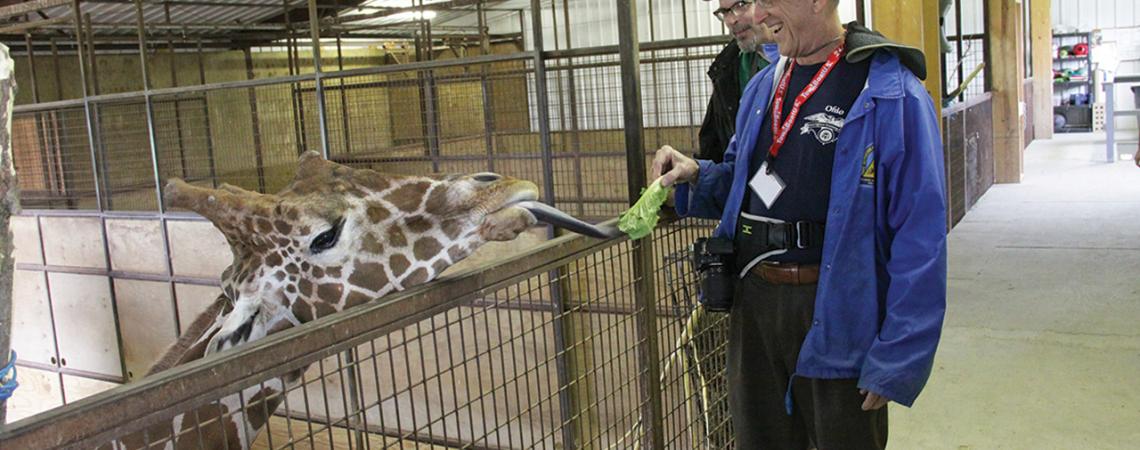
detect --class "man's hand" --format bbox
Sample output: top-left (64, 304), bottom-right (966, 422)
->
top-left (859, 389), bottom-right (890, 411)
top-left (652, 145), bottom-right (700, 187)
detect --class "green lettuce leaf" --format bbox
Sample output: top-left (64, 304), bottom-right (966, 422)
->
top-left (618, 177), bottom-right (670, 240)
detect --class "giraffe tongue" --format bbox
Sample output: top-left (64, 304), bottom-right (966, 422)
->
top-left (517, 201), bottom-right (621, 239)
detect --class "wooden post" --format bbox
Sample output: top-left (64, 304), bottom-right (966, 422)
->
top-left (1030, 0), bottom-right (1053, 140)
top-left (0, 43), bottom-right (18, 424)
top-left (989, 0), bottom-right (1025, 182)
top-left (871, 0), bottom-right (943, 118)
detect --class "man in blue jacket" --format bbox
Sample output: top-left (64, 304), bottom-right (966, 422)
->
top-left (652, 0), bottom-right (947, 448)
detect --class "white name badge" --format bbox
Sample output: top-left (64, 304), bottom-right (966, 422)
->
top-left (748, 162), bottom-right (785, 209)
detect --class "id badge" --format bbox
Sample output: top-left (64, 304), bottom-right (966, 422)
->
top-left (748, 162), bottom-right (785, 209)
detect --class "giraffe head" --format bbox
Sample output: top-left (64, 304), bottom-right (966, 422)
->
top-left (165, 151), bottom-right (539, 329)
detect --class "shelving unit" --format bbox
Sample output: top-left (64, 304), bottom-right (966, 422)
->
top-left (1053, 32), bottom-right (1094, 133)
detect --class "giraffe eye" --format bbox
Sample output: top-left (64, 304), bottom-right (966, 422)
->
top-left (472, 173), bottom-right (501, 183)
top-left (310, 218), bottom-right (344, 253)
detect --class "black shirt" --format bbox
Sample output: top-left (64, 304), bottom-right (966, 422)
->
top-left (744, 56), bottom-right (871, 263)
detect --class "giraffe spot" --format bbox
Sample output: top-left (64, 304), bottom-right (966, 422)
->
top-left (312, 266), bottom-right (325, 278)
top-left (274, 271), bottom-right (286, 282)
top-left (449, 246), bottom-right (466, 262)
top-left (442, 219), bottom-right (464, 240)
top-left (287, 209), bottom-right (299, 221)
top-left (299, 226), bottom-right (310, 235)
top-left (292, 301), bottom-right (314, 323)
top-left (389, 254), bottom-right (411, 276)
top-left (362, 232), bottom-right (385, 254)
top-left (386, 181), bottom-right (431, 212)
top-left (351, 170), bottom-right (392, 191)
top-left (301, 262), bottom-right (311, 272)
top-left (413, 238), bottom-right (444, 261)
top-left (315, 301), bottom-right (337, 318)
top-left (286, 284), bottom-right (297, 294)
top-left (279, 295), bottom-right (289, 306)
top-left (387, 227), bottom-right (408, 247)
top-left (317, 283), bottom-right (343, 302)
top-left (348, 262), bottom-right (390, 291)
top-left (424, 186), bottom-right (450, 214)
top-left (285, 263), bottom-right (299, 275)
top-left (266, 252), bottom-right (283, 268)
top-left (299, 278), bottom-right (313, 296)
top-left (432, 259), bottom-right (449, 274)
top-left (403, 267), bottom-right (429, 286)
top-left (326, 266), bottom-right (342, 278)
top-left (367, 205), bottom-right (391, 224)
top-left (275, 236), bottom-right (291, 247)
top-left (274, 220), bottom-right (292, 234)
top-left (406, 217), bottom-right (432, 233)
top-left (345, 290), bottom-right (372, 308)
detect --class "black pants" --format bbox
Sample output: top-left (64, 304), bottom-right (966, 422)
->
top-left (726, 273), bottom-right (888, 450)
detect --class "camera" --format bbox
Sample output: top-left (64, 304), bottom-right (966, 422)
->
top-left (691, 237), bottom-right (735, 312)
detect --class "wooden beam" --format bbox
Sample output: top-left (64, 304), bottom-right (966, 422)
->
top-left (989, 0), bottom-right (1024, 182)
top-left (871, 0), bottom-right (943, 119)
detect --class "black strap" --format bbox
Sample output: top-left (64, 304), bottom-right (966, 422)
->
top-left (739, 217), bottom-right (826, 251)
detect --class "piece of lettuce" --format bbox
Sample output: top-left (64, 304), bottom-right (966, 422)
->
top-left (618, 177), bottom-right (669, 240)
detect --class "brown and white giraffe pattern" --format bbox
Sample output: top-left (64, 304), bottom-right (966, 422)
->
top-left (106, 151), bottom-right (540, 450)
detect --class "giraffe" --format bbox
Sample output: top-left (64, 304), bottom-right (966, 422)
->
top-left (106, 151), bottom-right (584, 449)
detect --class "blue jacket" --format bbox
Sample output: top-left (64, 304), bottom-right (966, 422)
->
top-left (676, 50), bottom-right (947, 408)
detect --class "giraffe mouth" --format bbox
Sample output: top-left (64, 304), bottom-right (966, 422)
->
top-left (517, 201), bottom-right (622, 239)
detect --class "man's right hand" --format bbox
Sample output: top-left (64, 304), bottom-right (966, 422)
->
top-left (652, 145), bottom-right (700, 187)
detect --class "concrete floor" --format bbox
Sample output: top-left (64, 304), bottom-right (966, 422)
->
top-left (890, 132), bottom-right (1140, 449)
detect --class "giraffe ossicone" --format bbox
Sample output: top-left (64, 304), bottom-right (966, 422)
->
top-left (110, 151), bottom-right (604, 449)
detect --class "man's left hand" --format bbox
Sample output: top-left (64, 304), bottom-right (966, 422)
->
top-left (859, 389), bottom-right (890, 411)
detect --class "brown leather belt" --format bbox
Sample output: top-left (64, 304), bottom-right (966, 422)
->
top-left (750, 262), bottom-right (820, 285)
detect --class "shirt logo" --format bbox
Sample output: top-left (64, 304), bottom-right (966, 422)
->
top-left (800, 111), bottom-right (845, 146)
top-left (861, 145), bottom-right (876, 185)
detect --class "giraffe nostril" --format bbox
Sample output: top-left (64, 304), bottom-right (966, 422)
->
top-left (472, 173), bottom-right (501, 183)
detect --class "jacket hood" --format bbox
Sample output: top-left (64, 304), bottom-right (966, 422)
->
top-left (845, 21), bottom-right (927, 81)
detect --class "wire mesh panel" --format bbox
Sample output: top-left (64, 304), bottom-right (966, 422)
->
top-left (0, 218), bottom-right (730, 450)
top-left (11, 107), bottom-right (96, 209)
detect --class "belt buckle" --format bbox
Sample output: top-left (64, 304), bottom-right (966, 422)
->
top-left (794, 221), bottom-right (810, 249)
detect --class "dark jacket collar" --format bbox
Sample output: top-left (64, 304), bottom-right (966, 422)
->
top-left (844, 21), bottom-right (927, 81)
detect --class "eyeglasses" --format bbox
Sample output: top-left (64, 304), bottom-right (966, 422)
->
top-left (713, 0), bottom-right (755, 21)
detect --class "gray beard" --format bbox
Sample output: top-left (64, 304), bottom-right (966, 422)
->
top-left (737, 36), bottom-right (760, 53)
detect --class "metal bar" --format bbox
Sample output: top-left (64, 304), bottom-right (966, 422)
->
top-left (0, 16), bottom-right (70, 34)
top-left (164, 5), bottom-right (188, 179)
top-left (0, 0), bottom-right (70, 21)
top-left (285, 0), bottom-right (306, 156)
top-left (196, 39), bottom-right (217, 188)
top-left (15, 262), bottom-right (219, 286)
top-left (545, 35), bottom-right (728, 59)
top-left (1106, 81), bottom-right (1115, 162)
top-left (70, 1), bottom-right (104, 214)
top-left (84, 13), bottom-right (113, 211)
top-left (616, 1), bottom-right (665, 449)
top-left (244, 47), bottom-right (267, 194)
top-left (478, 1), bottom-right (495, 172)
top-left (336, 33), bottom-right (351, 155)
top-left (561, 0), bottom-right (586, 218)
top-left (309, 0), bottom-right (331, 158)
top-left (13, 53), bottom-right (531, 113)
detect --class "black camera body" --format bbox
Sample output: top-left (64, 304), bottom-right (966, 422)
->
top-left (691, 237), bottom-right (735, 312)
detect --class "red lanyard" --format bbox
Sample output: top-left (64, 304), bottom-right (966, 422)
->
top-left (767, 42), bottom-right (846, 169)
